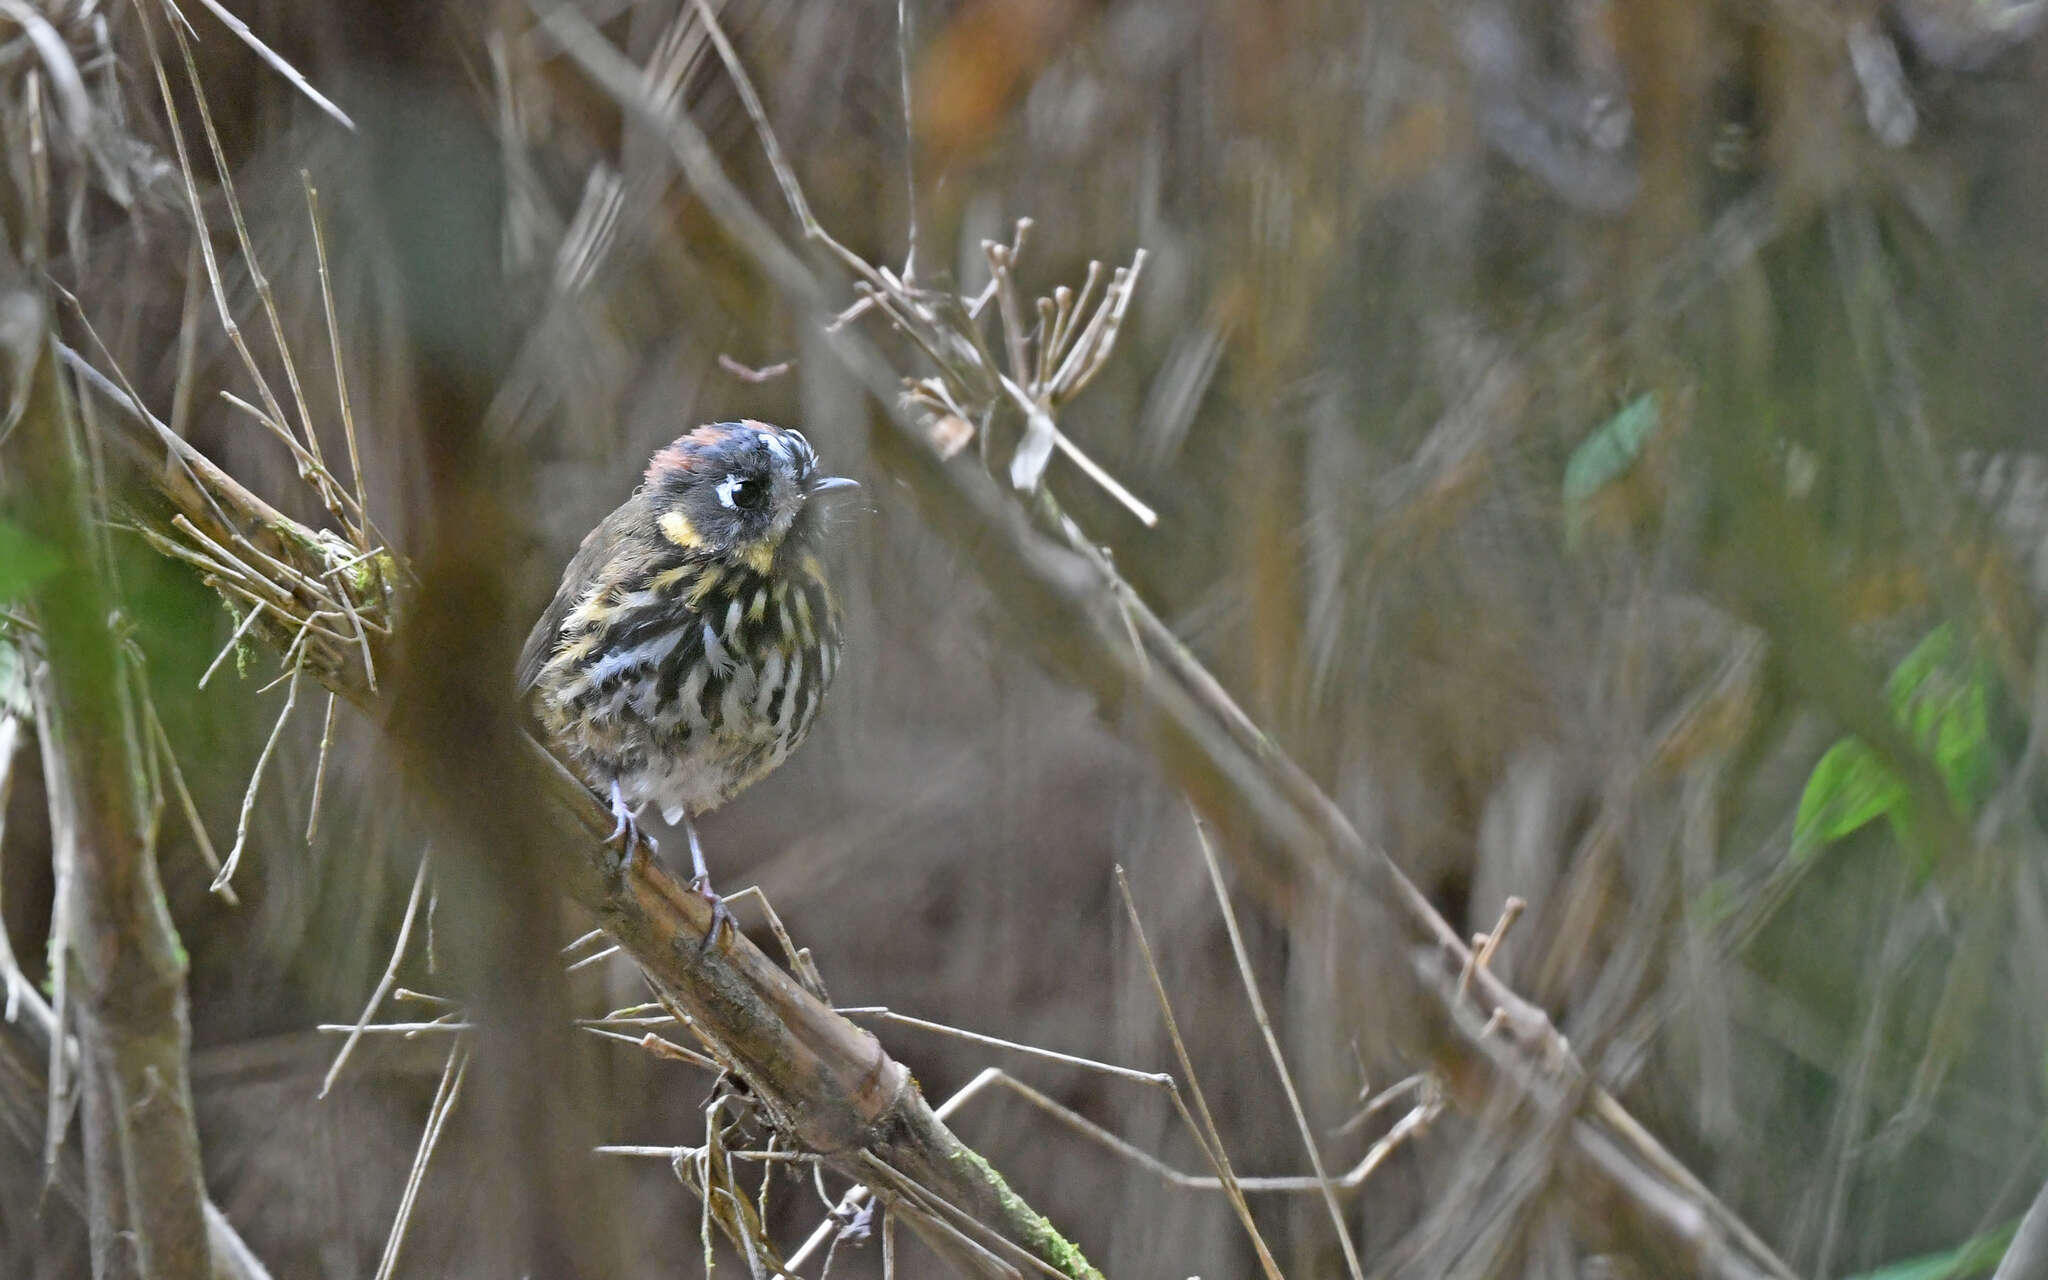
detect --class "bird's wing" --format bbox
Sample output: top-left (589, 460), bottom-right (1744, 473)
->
top-left (516, 503), bottom-right (632, 695)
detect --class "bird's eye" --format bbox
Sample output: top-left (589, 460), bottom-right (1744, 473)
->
top-left (728, 477), bottom-right (768, 511)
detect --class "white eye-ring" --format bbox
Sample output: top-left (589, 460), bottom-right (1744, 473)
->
top-left (716, 473), bottom-right (769, 512)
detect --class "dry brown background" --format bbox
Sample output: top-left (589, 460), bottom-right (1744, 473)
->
top-left (7, 0), bottom-right (2048, 1276)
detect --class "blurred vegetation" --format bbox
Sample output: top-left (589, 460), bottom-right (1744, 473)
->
top-left (5, 0), bottom-right (2048, 1276)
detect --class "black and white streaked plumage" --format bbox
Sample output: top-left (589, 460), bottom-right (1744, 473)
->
top-left (517, 421), bottom-right (855, 936)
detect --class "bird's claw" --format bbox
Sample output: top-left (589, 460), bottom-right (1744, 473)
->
top-left (832, 1198), bottom-right (876, 1244)
top-left (604, 782), bottom-right (656, 874)
top-left (690, 875), bottom-right (733, 952)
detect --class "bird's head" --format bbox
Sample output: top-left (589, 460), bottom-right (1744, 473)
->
top-left (642, 420), bottom-right (857, 573)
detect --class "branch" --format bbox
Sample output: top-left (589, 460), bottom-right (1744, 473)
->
top-left (87, 6), bottom-right (1792, 1270)
top-left (863, 373), bottom-right (1793, 1280)
top-left (0, 940), bottom-right (272, 1280)
top-left (86, 310), bottom-right (1097, 1280)
top-left (1, 266), bottom-right (214, 1275)
top-left (530, 8), bottom-right (1800, 1274)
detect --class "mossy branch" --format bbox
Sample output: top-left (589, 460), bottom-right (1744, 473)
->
top-left (1, 262), bottom-right (215, 1279)
top-left (87, 319), bottom-right (1099, 1280)
top-left (535, 6), bottom-right (1802, 1274)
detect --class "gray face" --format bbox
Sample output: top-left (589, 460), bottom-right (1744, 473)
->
top-left (650, 423), bottom-right (821, 566)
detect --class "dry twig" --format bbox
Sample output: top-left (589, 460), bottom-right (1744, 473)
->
top-left (1191, 816), bottom-right (1364, 1279)
top-left (530, 7), bottom-right (1803, 1273)
top-left (91, 291), bottom-right (1100, 1280)
top-left (2, 247), bottom-right (214, 1280)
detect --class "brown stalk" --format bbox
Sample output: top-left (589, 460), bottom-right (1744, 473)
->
top-left (529, 9), bottom-right (1803, 1272)
top-left (1, 268), bottom-right (213, 1276)
top-left (86, 315), bottom-right (1098, 1280)
top-left (0, 954), bottom-right (270, 1280)
top-left (80, 6), bottom-right (1807, 1272)
top-left (858, 361), bottom-right (1798, 1280)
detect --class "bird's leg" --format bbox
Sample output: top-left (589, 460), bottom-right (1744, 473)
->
top-left (678, 810), bottom-right (733, 950)
top-left (604, 780), bottom-right (656, 873)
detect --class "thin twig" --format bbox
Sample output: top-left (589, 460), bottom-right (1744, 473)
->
top-left (49, 283), bottom-right (163, 471)
top-left (304, 690), bottom-right (338, 843)
top-left (1337, 1073), bottom-right (1430, 1136)
top-left (5, 225), bottom-right (218, 1276)
top-left (373, 1038), bottom-right (469, 1280)
top-left (170, 238), bottom-right (203, 437)
top-left (686, 0), bottom-right (855, 274)
top-left (180, 0), bottom-right (356, 130)
top-left (787, 1067), bottom-right (1010, 1271)
top-left (971, 1067), bottom-right (1438, 1193)
top-left (837, 1007), bottom-right (1172, 1089)
top-left (1458, 895), bottom-right (1526, 1004)
top-left (579, 1026), bottom-right (720, 1069)
top-left (165, 10), bottom-right (331, 494)
top-left (558, 928), bottom-right (607, 957)
top-left (321, 855), bottom-right (431, 1097)
top-left (564, 944), bottom-right (620, 973)
top-left (716, 352), bottom-right (792, 384)
top-left (313, 1019), bottom-right (469, 1037)
top-left (328, 571), bottom-right (380, 691)
top-left (883, 1203), bottom-right (896, 1278)
top-left (996, 371), bottom-right (1158, 526)
top-left (137, 674), bottom-right (234, 904)
top-left (140, 6), bottom-right (297, 491)
top-left (598, 1143), bottom-right (813, 1164)
top-left (1115, 867), bottom-right (1284, 1280)
top-left (198, 599), bottom-right (267, 689)
top-left (719, 884), bottom-right (829, 1001)
top-left (214, 664), bottom-right (300, 894)
top-left (1191, 817), bottom-right (1364, 1280)
top-left (859, 1152), bottom-right (1039, 1279)
top-left (895, 0), bottom-right (918, 280)
top-left (304, 174), bottom-right (377, 550)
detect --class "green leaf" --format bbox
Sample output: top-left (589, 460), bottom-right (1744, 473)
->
top-left (1565, 394), bottom-right (1660, 505)
top-left (1837, 1217), bottom-right (2017, 1280)
top-left (0, 519), bottom-right (61, 604)
top-left (1563, 393), bottom-right (1660, 543)
top-left (1791, 623), bottom-right (1999, 862)
top-left (1794, 738), bottom-right (1909, 857)
top-left (1886, 624), bottom-right (1996, 814)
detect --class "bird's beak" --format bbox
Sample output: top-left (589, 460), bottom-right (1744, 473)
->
top-left (807, 475), bottom-right (861, 497)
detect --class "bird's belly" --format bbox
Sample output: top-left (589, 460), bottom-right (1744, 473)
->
top-left (622, 745), bottom-right (775, 825)
top-left (547, 634), bottom-right (834, 823)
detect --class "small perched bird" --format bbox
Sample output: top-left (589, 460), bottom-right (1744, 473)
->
top-left (518, 421), bottom-right (856, 942)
